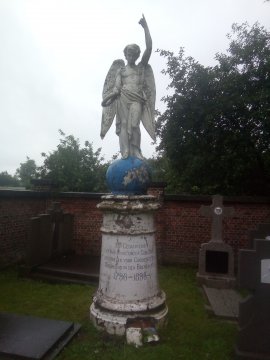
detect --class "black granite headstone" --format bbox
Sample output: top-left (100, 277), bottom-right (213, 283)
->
top-left (27, 214), bottom-right (53, 267)
top-left (0, 312), bottom-right (80, 360)
top-left (58, 213), bottom-right (74, 254)
top-left (236, 239), bottom-right (270, 359)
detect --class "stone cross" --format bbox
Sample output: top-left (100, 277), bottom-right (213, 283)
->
top-left (199, 195), bottom-right (235, 242)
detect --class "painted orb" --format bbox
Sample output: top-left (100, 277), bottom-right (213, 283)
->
top-left (106, 157), bottom-right (151, 195)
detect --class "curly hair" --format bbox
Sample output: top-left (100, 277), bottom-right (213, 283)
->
top-left (123, 44), bottom-right (141, 61)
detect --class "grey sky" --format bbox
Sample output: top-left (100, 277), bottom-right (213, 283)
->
top-left (0, 0), bottom-right (269, 174)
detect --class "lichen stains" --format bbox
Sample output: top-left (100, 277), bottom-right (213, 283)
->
top-left (122, 166), bottom-right (150, 186)
top-left (115, 214), bottom-right (134, 229)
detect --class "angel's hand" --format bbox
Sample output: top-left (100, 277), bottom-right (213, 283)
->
top-left (139, 14), bottom-right (147, 29)
top-left (101, 91), bottom-right (118, 107)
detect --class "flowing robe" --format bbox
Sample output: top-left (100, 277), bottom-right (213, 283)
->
top-left (101, 61), bottom-right (155, 159)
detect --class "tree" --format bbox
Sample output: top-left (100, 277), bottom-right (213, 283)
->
top-left (16, 157), bottom-right (37, 188)
top-left (157, 22), bottom-right (270, 195)
top-left (0, 171), bottom-right (20, 187)
top-left (39, 130), bottom-right (108, 192)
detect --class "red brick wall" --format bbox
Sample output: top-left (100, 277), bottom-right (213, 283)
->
top-left (56, 196), bottom-right (102, 256)
top-left (0, 191), bottom-right (48, 267)
top-left (1, 189), bottom-right (270, 268)
top-left (157, 196), bottom-right (270, 265)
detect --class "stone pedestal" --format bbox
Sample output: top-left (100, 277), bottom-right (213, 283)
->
top-left (197, 241), bottom-right (236, 288)
top-left (90, 195), bottom-right (168, 335)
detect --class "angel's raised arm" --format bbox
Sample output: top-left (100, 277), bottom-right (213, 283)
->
top-left (139, 14), bottom-right (152, 65)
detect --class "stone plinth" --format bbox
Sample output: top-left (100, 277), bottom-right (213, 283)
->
top-left (197, 241), bottom-right (236, 288)
top-left (90, 195), bottom-right (168, 335)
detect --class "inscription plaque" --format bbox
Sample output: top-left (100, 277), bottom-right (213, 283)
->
top-left (100, 234), bottom-right (158, 300)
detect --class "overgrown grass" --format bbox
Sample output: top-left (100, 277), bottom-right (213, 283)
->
top-left (0, 266), bottom-right (237, 359)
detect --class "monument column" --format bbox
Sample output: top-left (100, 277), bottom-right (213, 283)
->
top-left (90, 14), bottom-right (167, 338)
top-left (90, 194), bottom-right (167, 335)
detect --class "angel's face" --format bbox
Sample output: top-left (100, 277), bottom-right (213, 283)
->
top-left (125, 48), bottom-right (140, 65)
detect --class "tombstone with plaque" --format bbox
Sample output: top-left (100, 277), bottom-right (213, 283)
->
top-left (26, 202), bottom-right (74, 267)
top-left (197, 195), bottom-right (236, 288)
top-left (236, 239), bottom-right (270, 359)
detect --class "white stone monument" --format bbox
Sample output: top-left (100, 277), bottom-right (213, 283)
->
top-left (90, 195), bottom-right (168, 335)
top-left (90, 15), bottom-right (167, 338)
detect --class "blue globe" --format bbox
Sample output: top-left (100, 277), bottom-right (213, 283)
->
top-left (106, 157), bottom-right (152, 195)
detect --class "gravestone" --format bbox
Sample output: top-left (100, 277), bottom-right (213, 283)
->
top-left (249, 223), bottom-right (270, 248)
top-left (197, 195), bottom-right (236, 288)
top-left (27, 202), bottom-right (74, 267)
top-left (48, 202), bottom-right (73, 255)
top-left (236, 239), bottom-right (270, 359)
top-left (27, 214), bottom-right (53, 267)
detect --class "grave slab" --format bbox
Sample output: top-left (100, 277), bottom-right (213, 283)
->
top-left (0, 312), bottom-right (81, 360)
top-left (203, 286), bottom-right (242, 319)
top-left (21, 255), bottom-right (99, 285)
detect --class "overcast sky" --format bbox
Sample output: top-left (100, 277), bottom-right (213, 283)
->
top-left (0, 0), bottom-right (269, 174)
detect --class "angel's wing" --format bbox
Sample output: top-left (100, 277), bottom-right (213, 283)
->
top-left (141, 64), bottom-right (156, 141)
top-left (100, 59), bottom-right (125, 139)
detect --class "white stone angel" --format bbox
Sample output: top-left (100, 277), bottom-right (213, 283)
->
top-left (100, 15), bottom-right (156, 160)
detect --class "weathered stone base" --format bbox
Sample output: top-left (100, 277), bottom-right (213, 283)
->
top-left (90, 194), bottom-right (168, 337)
top-left (90, 302), bottom-right (168, 336)
top-left (197, 240), bottom-right (236, 289)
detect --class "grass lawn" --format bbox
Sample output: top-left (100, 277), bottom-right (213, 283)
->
top-left (0, 266), bottom-right (237, 360)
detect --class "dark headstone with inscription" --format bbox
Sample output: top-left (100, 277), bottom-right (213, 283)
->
top-left (27, 214), bottom-right (54, 267)
top-left (197, 195), bottom-right (236, 288)
top-left (236, 239), bottom-right (270, 359)
top-left (26, 202), bottom-right (74, 267)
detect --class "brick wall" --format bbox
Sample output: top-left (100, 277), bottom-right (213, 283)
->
top-left (55, 194), bottom-right (102, 256)
top-left (157, 195), bottom-right (270, 265)
top-left (1, 189), bottom-right (270, 268)
top-left (0, 191), bottom-right (48, 267)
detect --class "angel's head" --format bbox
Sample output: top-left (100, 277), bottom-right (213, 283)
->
top-left (123, 44), bottom-right (141, 64)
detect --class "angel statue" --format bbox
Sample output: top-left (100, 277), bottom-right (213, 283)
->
top-left (100, 14), bottom-right (156, 160)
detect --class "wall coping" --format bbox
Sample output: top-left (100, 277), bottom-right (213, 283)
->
top-left (164, 194), bottom-right (270, 204)
top-left (0, 189), bottom-right (106, 199)
top-left (1, 188), bottom-right (270, 204)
